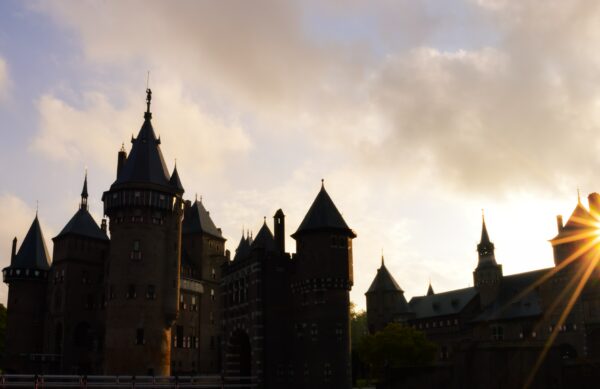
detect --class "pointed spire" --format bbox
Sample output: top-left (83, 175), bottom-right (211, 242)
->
top-left (169, 161), bottom-right (184, 193)
top-left (477, 210), bottom-right (497, 266)
top-left (427, 280), bottom-right (434, 296)
top-left (480, 209), bottom-right (490, 245)
top-left (81, 170), bottom-right (89, 210)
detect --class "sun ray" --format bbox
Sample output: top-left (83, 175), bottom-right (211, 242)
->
top-left (490, 236), bottom-right (600, 320)
top-left (522, 250), bottom-right (600, 389)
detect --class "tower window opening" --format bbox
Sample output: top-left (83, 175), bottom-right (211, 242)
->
top-left (146, 285), bottom-right (156, 300)
top-left (136, 328), bottom-right (145, 345)
top-left (127, 284), bottom-right (137, 299)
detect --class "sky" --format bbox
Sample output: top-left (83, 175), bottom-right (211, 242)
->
top-left (1, 0), bottom-right (600, 309)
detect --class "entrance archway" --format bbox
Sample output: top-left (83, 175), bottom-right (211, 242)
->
top-left (227, 330), bottom-right (251, 379)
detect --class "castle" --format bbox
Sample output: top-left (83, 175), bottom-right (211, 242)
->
top-left (366, 195), bottom-right (600, 387)
top-left (2, 90), bottom-right (355, 389)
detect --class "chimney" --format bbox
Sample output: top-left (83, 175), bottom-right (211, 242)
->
top-left (10, 237), bottom-right (17, 266)
top-left (556, 215), bottom-right (564, 233)
top-left (101, 218), bottom-right (107, 233)
top-left (273, 209), bottom-right (285, 253)
top-left (116, 145), bottom-right (127, 179)
top-left (589, 193), bottom-right (600, 216)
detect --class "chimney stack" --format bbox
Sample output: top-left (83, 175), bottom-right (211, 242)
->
top-left (556, 215), bottom-right (564, 233)
top-left (588, 193), bottom-right (600, 215)
top-left (10, 237), bottom-right (17, 266)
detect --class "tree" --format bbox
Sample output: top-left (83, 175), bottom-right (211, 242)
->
top-left (358, 323), bottom-right (435, 379)
top-left (350, 303), bottom-right (368, 348)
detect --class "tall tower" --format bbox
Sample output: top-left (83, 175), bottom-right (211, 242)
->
top-left (291, 182), bottom-right (356, 389)
top-left (2, 214), bottom-right (51, 373)
top-left (102, 89), bottom-right (184, 375)
top-left (473, 213), bottom-right (503, 307)
top-left (365, 256), bottom-right (412, 333)
top-left (47, 173), bottom-right (109, 373)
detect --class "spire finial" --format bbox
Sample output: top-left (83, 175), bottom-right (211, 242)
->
top-left (81, 169), bottom-right (89, 209)
top-left (120, 142), bottom-right (125, 152)
top-left (195, 193), bottom-right (198, 202)
top-left (381, 248), bottom-right (384, 266)
top-left (263, 216), bottom-right (267, 225)
top-left (36, 200), bottom-right (38, 217)
top-left (578, 187), bottom-right (581, 204)
top-left (144, 87), bottom-right (152, 120)
top-left (321, 178), bottom-right (324, 188)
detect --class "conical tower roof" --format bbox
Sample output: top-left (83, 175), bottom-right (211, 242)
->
top-left (292, 182), bottom-right (355, 238)
top-left (427, 282), bottom-right (435, 296)
top-left (111, 89), bottom-right (171, 189)
top-left (56, 173), bottom-right (108, 241)
top-left (366, 257), bottom-right (403, 293)
top-left (169, 164), bottom-right (184, 192)
top-left (11, 215), bottom-right (51, 271)
top-left (551, 201), bottom-right (595, 242)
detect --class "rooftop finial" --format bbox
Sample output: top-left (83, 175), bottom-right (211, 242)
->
top-left (81, 169), bottom-right (89, 210)
top-left (36, 200), bottom-right (39, 217)
top-left (578, 187), bottom-right (581, 204)
top-left (263, 216), bottom-right (267, 225)
top-left (120, 142), bottom-right (125, 152)
top-left (144, 87), bottom-right (152, 120)
top-left (321, 178), bottom-right (324, 188)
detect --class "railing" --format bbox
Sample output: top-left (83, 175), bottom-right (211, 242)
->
top-left (0, 375), bottom-right (258, 389)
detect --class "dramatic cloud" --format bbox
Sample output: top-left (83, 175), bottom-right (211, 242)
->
top-left (32, 0), bottom-right (600, 197)
top-left (15, 0), bottom-right (600, 307)
top-left (32, 81), bottom-right (252, 178)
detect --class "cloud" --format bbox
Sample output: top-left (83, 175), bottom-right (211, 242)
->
top-left (31, 0), bottom-right (600, 197)
top-left (0, 56), bottom-right (9, 101)
top-left (32, 81), bottom-right (252, 179)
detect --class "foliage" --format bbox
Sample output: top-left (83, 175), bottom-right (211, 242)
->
top-left (350, 303), bottom-right (368, 348)
top-left (358, 323), bottom-right (435, 378)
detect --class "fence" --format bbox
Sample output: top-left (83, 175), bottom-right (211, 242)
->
top-left (0, 375), bottom-right (258, 389)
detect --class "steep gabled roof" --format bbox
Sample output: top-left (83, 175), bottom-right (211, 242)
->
top-left (473, 268), bottom-right (548, 322)
top-left (366, 259), bottom-right (403, 293)
top-left (409, 287), bottom-right (478, 319)
top-left (251, 221), bottom-right (276, 251)
top-left (551, 202), bottom-right (596, 242)
top-left (54, 208), bottom-right (108, 241)
top-left (233, 234), bottom-right (251, 261)
top-left (11, 216), bottom-right (51, 271)
top-left (113, 116), bottom-right (171, 188)
top-left (183, 200), bottom-right (223, 239)
top-left (293, 184), bottom-right (355, 237)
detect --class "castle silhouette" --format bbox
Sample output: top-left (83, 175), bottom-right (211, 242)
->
top-left (2, 90), bottom-right (355, 389)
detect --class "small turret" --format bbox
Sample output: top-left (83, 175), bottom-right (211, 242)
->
top-left (473, 212), bottom-right (503, 306)
top-left (273, 209), bottom-right (285, 253)
top-left (116, 144), bottom-right (127, 179)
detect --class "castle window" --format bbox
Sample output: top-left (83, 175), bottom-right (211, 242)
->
top-left (211, 289), bottom-right (215, 301)
top-left (85, 293), bottom-right (95, 309)
top-left (491, 325), bottom-right (504, 341)
top-left (180, 294), bottom-right (186, 310)
top-left (211, 267), bottom-right (216, 279)
top-left (176, 326), bottom-right (183, 348)
top-left (131, 240), bottom-right (142, 260)
top-left (146, 285), bottom-right (156, 300)
top-left (191, 296), bottom-right (197, 311)
top-left (127, 284), bottom-right (137, 299)
top-left (136, 328), bottom-right (145, 345)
